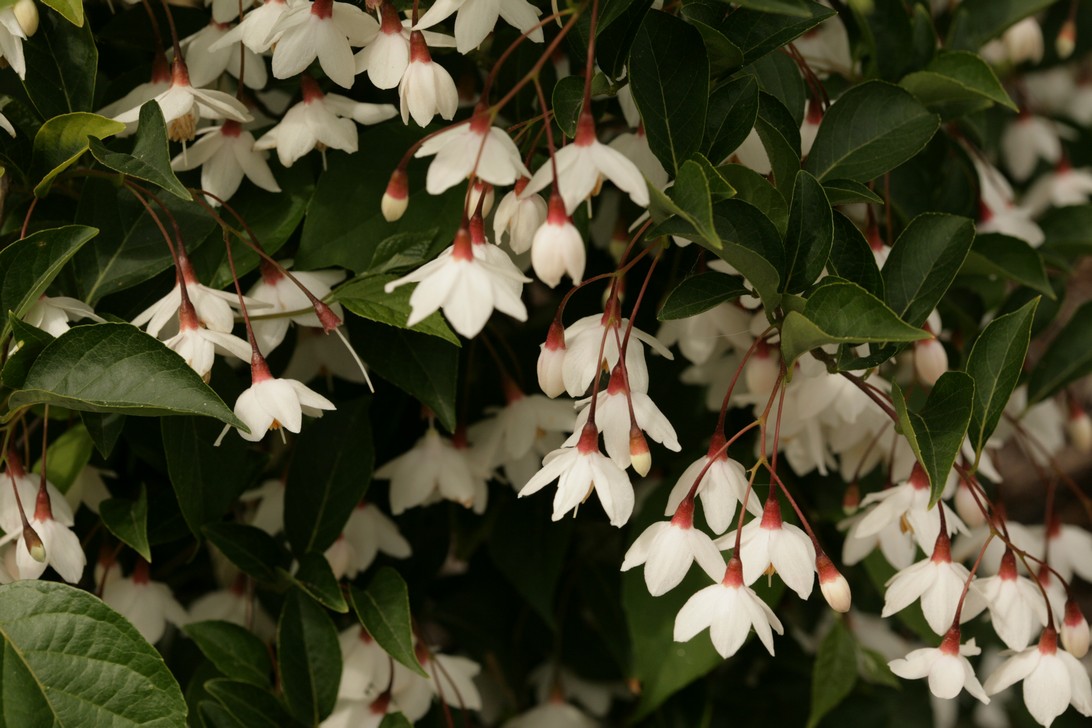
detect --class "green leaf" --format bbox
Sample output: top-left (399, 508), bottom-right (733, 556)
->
top-left (733, 0), bottom-right (816, 16)
top-left (629, 10), bottom-right (709, 171)
top-left (717, 163), bottom-right (788, 234)
top-left (82, 412), bottom-right (125, 458)
top-left (0, 224), bottom-right (98, 340)
top-left (850, 0), bottom-right (923, 81)
top-left (783, 170), bottom-right (833, 292)
top-left (900, 51), bottom-right (1016, 119)
top-left (822, 179), bottom-right (884, 206)
top-left (965, 299), bottom-right (1038, 459)
top-left (203, 523), bottom-right (292, 586)
top-left (961, 233), bottom-right (1054, 299)
top-left (203, 680), bottom-right (293, 728)
top-left (364, 230), bottom-right (442, 276)
top-left (41, 0), bottom-right (84, 25)
top-left (551, 75), bottom-right (585, 139)
top-left (350, 567), bottom-right (427, 677)
top-left (30, 113), bottom-right (123, 196)
top-left (882, 213), bottom-right (975, 327)
top-left (703, 76), bottom-right (760, 164)
top-left (804, 81), bottom-right (939, 183)
top-left (277, 589), bottom-right (341, 725)
top-left (89, 102), bottom-right (191, 201)
top-left (892, 371), bottom-right (975, 505)
top-left (286, 553), bottom-right (349, 614)
top-left (827, 212), bottom-right (883, 297)
top-left (779, 280), bottom-right (929, 367)
top-left (807, 618), bottom-right (858, 728)
top-left (754, 91), bottom-right (801, 191)
top-left (719, 0), bottom-right (835, 66)
top-left (162, 416), bottom-right (258, 537)
top-left (183, 621), bottom-right (273, 688)
top-left (1027, 300), bottom-right (1092, 404)
top-left (0, 581), bottom-right (187, 727)
top-left (708, 198), bottom-right (784, 311)
top-left (946, 0), bottom-right (1055, 50)
top-left (22, 9), bottom-right (96, 118)
top-left (596, 0), bottom-right (653, 79)
top-left (285, 397), bottom-right (373, 556)
top-left (334, 275), bottom-right (459, 345)
top-left (100, 484), bottom-right (152, 562)
top-left (1038, 205), bottom-right (1092, 255)
top-left (740, 50), bottom-right (807, 127)
top-left (678, 2), bottom-right (744, 75)
top-left (379, 714), bottom-right (413, 728)
top-left (9, 323), bottom-right (243, 428)
top-left (3, 317), bottom-right (54, 391)
top-left (351, 319), bottom-right (458, 432)
top-left (658, 271), bottom-right (750, 320)
top-left (33, 423), bottom-right (93, 493)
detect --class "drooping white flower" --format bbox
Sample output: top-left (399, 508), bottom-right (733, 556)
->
top-left (717, 493), bottom-right (817, 599)
top-left (523, 112), bottom-right (650, 214)
top-left (172, 121), bottom-right (281, 205)
top-left (254, 76), bottom-right (397, 168)
top-left (1062, 598), bottom-right (1089, 658)
top-left (414, 113), bottom-right (530, 195)
top-left (333, 502), bottom-right (411, 578)
top-left (354, 2), bottom-right (455, 90)
top-left (1023, 161), bottom-right (1092, 215)
top-left (502, 701), bottom-right (599, 728)
top-left (180, 22), bottom-right (268, 90)
top-left (209, 0), bottom-right (293, 53)
top-left (0, 5), bottom-right (28, 80)
top-left (519, 423), bottom-right (634, 526)
top-left (246, 264), bottom-right (345, 353)
top-left (266, 0), bottom-right (378, 88)
top-left (413, 0), bottom-right (543, 54)
top-left (673, 556), bottom-right (784, 658)
top-left (978, 202), bottom-right (1045, 248)
top-left (1043, 522), bottom-right (1092, 584)
top-left (983, 627), bottom-right (1092, 727)
top-left (888, 631), bottom-right (990, 703)
top-left (98, 54), bottom-right (172, 121)
top-left (3, 483), bottom-right (85, 584)
top-left (162, 303), bottom-right (252, 381)
top-left (243, 479), bottom-right (285, 534)
top-left (882, 532), bottom-right (985, 635)
top-left (537, 321), bottom-right (568, 398)
top-left (336, 626), bottom-right (392, 703)
top-left (656, 301), bottom-right (753, 367)
top-left (206, 0), bottom-right (257, 23)
top-left (494, 178), bottom-right (548, 254)
top-left (375, 427), bottom-right (490, 514)
top-left (622, 496), bottom-right (724, 596)
top-left (558, 305), bottom-right (674, 397)
top-left (531, 192), bottom-right (586, 288)
top-left (101, 560), bottom-right (189, 644)
top-left (849, 464), bottom-right (966, 557)
top-left (220, 358), bottom-right (336, 443)
top-left (664, 439), bottom-right (761, 535)
top-left (980, 16), bottom-right (1044, 66)
top-left (187, 576), bottom-right (276, 639)
top-left (974, 549), bottom-right (1050, 650)
top-left (21, 295), bottom-right (103, 337)
top-left (608, 126), bottom-right (669, 191)
top-left (469, 382), bottom-right (575, 473)
top-left (1001, 114), bottom-right (1061, 182)
top-left (132, 260), bottom-right (253, 338)
top-left (398, 30), bottom-right (458, 127)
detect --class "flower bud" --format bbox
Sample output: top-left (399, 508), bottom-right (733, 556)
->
top-left (913, 338), bottom-right (947, 386)
top-left (536, 321), bottom-right (566, 398)
top-left (381, 169), bottom-right (408, 222)
top-left (630, 427), bottom-right (651, 477)
top-left (817, 552), bottom-right (851, 613)
top-left (842, 482), bottom-right (860, 515)
top-left (954, 480), bottom-right (985, 529)
top-left (744, 343), bottom-right (780, 397)
top-left (531, 194), bottom-right (585, 288)
top-left (14, 0), bottom-right (38, 37)
top-left (467, 180), bottom-right (494, 218)
top-left (1067, 404), bottom-right (1092, 453)
top-left (1062, 598), bottom-right (1089, 658)
top-left (23, 524), bottom-right (46, 563)
top-left (1056, 19), bottom-right (1077, 60)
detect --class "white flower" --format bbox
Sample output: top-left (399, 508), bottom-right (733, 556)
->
top-left (101, 561), bottom-right (189, 643)
top-left (494, 178), bottom-right (548, 253)
top-left (983, 628), bottom-right (1092, 726)
top-left (1001, 115), bottom-right (1061, 182)
top-left (537, 321), bottom-right (568, 398)
top-left (414, 114), bottom-right (530, 195)
top-left (523, 112), bottom-right (650, 214)
top-left (209, 0), bottom-right (293, 53)
top-left (1044, 523), bottom-right (1092, 583)
top-left (180, 22), bottom-right (268, 90)
top-left (888, 634), bottom-right (990, 703)
top-left (267, 0), bottom-right (378, 88)
top-left (132, 265), bottom-right (251, 338)
top-left (1023, 163), bottom-right (1092, 215)
top-left (882, 535), bottom-right (985, 635)
top-left (673, 556), bottom-right (784, 658)
top-left (792, 14), bottom-right (853, 76)
top-left (981, 16), bottom-right (1043, 66)
top-left (656, 302), bottom-right (753, 366)
top-left (334, 503), bottom-right (411, 577)
top-left (111, 60), bottom-right (251, 141)
top-left (502, 702), bottom-right (599, 728)
top-left (559, 308), bottom-right (673, 397)
top-left (978, 203), bottom-right (1045, 248)
top-left (2, 479), bottom-right (83, 584)
top-left (621, 498), bottom-right (724, 596)
top-left (354, 2), bottom-right (454, 90)
top-left (188, 580), bottom-right (275, 639)
top-left (417, 651), bottom-right (483, 711)
top-left (519, 424), bottom-right (634, 526)
top-left (207, 0), bottom-right (257, 23)
top-left (398, 31), bottom-right (458, 127)
top-left (247, 265), bottom-right (345, 353)
top-left (717, 495), bottom-right (817, 599)
top-left (172, 121), bottom-right (281, 205)
top-left (413, 0), bottom-right (543, 54)
top-left (375, 427), bottom-right (489, 514)
top-left (336, 626), bottom-right (392, 703)
top-left (163, 314), bottom-right (252, 381)
top-left (531, 193), bottom-right (586, 287)
top-left (664, 443), bottom-right (761, 535)
top-left (608, 127), bottom-right (668, 190)
top-left (973, 549), bottom-right (1049, 650)
top-left (22, 295), bottom-right (103, 337)
top-left (914, 337), bottom-right (948, 386)
top-left (254, 76), bottom-right (397, 167)
top-left (850, 465), bottom-right (965, 557)
top-left (0, 466), bottom-right (72, 535)
top-left (1062, 598), bottom-right (1090, 658)
top-left (469, 386), bottom-right (574, 471)
top-left (0, 6), bottom-right (28, 80)
top-left (383, 227), bottom-right (529, 339)
top-left (221, 361), bottom-right (336, 442)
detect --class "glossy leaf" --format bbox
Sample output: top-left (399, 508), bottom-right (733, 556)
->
top-left (822, 179), bottom-right (884, 206)
top-left (350, 567), bottom-right (427, 677)
top-left (900, 51), bottom-right (1016, 119)
top-left (596, 0), bottom-right (653, 79)
top-left (882, 213), bottom-right (975, 327)
top-left (678, 2), bottom-right (744, 75)
top-left (82, 411), bottom-right (125, 458)
top-left (30, 113), bottom-right (122, 196)
top-left (551, 75), bottom-right (585, 139)
top-left (807, 619), bottom-right (858, 728)
top-left (965, 299), bottom-right (1038, 458)
top-left (183, 621), bottom-right (273, 688)
top-left (892, 372), bottom-right (975, 505)
top-left (89, 102), bottom-right (191, 200)
top-left (629, 10), bottom-right (709, 171)
top-left (100, 484), bottom-right (151, 561)
top-left (41, 0), bottom-right (84, 25)
top-left (827, 212), bottom-right (883, 297)
top-left (286, 553), bottom-right (349, 614)
top-left (277, 589), bottom-right (341, 725)
top-left (804, 81), bottom-right (939, 183)
top-left (947, 0), bottom-right (1055, 50)
top-left (754, 91), bottom-right (801, 191)
top-left (203, 523), bottom-right (292, 586)
top-left (961, 233), bottom-right (1053, 299)
top-left (719, 0), bottom-right (835, 66)
top-left (0, 581), bottom-right (187, 727)
top-left (1039, 204), bottom-right (1092, 255)
top-left (9, 323), bottom-right (243, 427)
top-left (21, 9), bottom-right (96, 118)
top-left (285, 397), bottom-right (373, 556)
top-left (0, 224), bottom-right (98, 340)
top-left (717, 163), bottom-right (788, 234)
top-left (658, 271), bottom-right (750, 320)
top-left (707, 199), bottom-right (784, 311)
top-left (334, 275), bottom-right (459, 345)
top-left (703, 76), bottom-right (760, 164)
top-left (203, 680), bottom-right (293, 728)
top-left (1027, 300), bottom-right (1092, 404)
top-left (783, 170), bottom-right (833, 292)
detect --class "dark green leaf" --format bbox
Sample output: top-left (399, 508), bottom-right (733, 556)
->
top-left (900, 51), bottom-right (1016, 119)
top-left (1027, 300), bottom-right (1092, 404)
top-left (678, 2), bottom-right (744, 75)
top-left (882, 213), bottom-right (975, 327)
top-left (720, 0), bottom-right (835, 66)
top-left (629, 10), bottom-right (709, 171)
top-left (0, 225), bottom-right (98, 340)
top-left (783, 170), bottom-right (832, 292)
top-left (739, 50), bottom-right (807, 127)
top-left (285, 397), bottom-right (373, 556)
top-left (946, 0), bottom-right (1055, 50)
top-left (350, 567), bottom-right (426, 677)
top-left (965, 299), bottom-right (1037, 459)
top-left (804, 81), bottom-right (939, 183)
top-left (703, 77), bottom-right (760, 165)
top-left (379, 714), bottom-right (413, 728)
top-left (33, 423), bottom-right (93, 493)
top-left (203, 523), bottom-right (292, 586)
top-left (204, 680), bottom-right (293, 728)
top-left (850, 0), bottom-right (919, 81)
top-left (658, 271), bottom-right (749, 320)
top-left (364, 230), bottom-right (442, 276)
top-left (352, 319), bottom-right (458, 432)
top-left (961, 234), bottom-right (1053, 299)
top-left (286, 553), bottom-right (349, 613)
top-left (162, 415), bottom-right (257, 537)
top-left (754, 91), bottom-right (801, 191)
top-left (827, 212), bottom-right (883, 297)
top-left (597, 0), bottom-right (653, 79)
top-left (807, 619), bottom-right (858, 728)
top-left (277, 589), bottom-right (341, 725)
top-left (551, 76), bottom-right (584, 139)
top-left (30, 112), bottom-right (123, 196)
top-left (779, 280), bottom-right (929, 367)
top-left (1039, 205), bottom-right (1092, 255)
top-left (822, 179), bottom-right (884, 206)
top-left (707, 198), bottom-right (784, 310)
top-left (892, 372), bottom-right (975, 505)
top-left (22, 9), bottom-right (96, 118)
top-left (183, 621), bottom-right (273, 688)
top-left (9, 323), bottom-right (243, 427)
top-left (100, 484), bottom-right (151, 561)
top-left (717, 163), bottom-right (788, 234)
top-left (0, 581), bottom-right (187, 727)
top-left (89, 102), bottom-right (191, 200)
top-left (82, 411), bottom-right (125, 458)
top-left (334, 275), bottom-right (459, 345)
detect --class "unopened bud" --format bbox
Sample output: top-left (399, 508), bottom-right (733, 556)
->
top-left (744, 343), bottom-right (780, 396)
top-left (913, 337), bottom-right (947, 387)
top-left (14, 0), bottom-right (38, 37)
top-left (630, 428), bottom-right (651, 477)
top-left (467, 181), bottom-right (494, 218)
top-left (381, 169), bottom-right (408, 221)
top-left (537, 321), bottom-right (567, 398)
top-left (842, 482), bottom-right (860, 515)
top-left (1067, 405), bottom-right (1092, 453)
top-left (1056, 19), bottom-right (1077, 60)
top-left (1062, 598), bottom-right (1090, 658)
top-left (23, 524), bottom-right (46, 563)
top-left (954, 480), bottom-right (985, 529)
top-left (817, 552), bottom-right (851, 613)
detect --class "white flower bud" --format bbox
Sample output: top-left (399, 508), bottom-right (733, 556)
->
top-left (1056, 20), bottom-right (1076, 60)
top-left (1067, 407), bottom-right (1092, 453)
top-left (531, 195), bottom-right (585, 288)
top-left (817, 553), bottom-right (851, 613)
top-left (14, 0), bottom-right (38, 37)
top-left (744, 346), bottom-right (780, 397)
top-left (536, 322), bottom-right (567, 398)
top-left (954, 480), bottom-right (986, 529)
top-left (630, 429), bottom-right (651, 477)
top-left (382, 169), bottom-right (408, 222)
top-left (1063, 599), bottom-right (1090, 658)
top-left (913, 338), bottom-right (948, 386)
